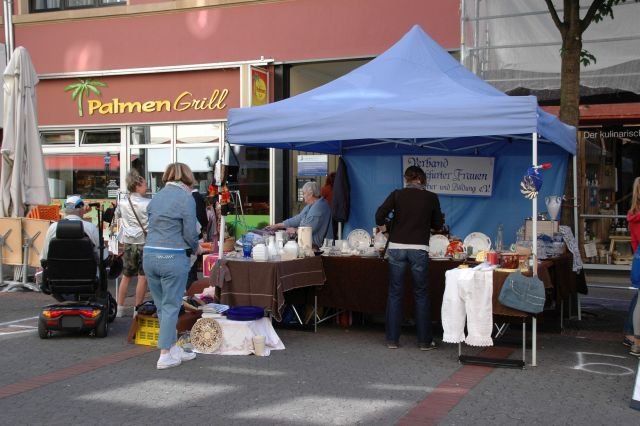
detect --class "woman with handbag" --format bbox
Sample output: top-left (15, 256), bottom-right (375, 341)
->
top-left (113, 170), bottom-right (150, 317)
top-left (144, 162), bottom-right (199, 370)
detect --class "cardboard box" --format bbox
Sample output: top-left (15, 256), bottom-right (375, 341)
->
top-left (524, 220), bottom-right (558, 239)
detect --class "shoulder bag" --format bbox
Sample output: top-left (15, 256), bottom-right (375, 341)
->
top-left (128, 194), bottom-right (147, 238)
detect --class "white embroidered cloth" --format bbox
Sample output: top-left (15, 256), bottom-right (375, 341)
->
top-left (194, 317), bottom-right (285, 356)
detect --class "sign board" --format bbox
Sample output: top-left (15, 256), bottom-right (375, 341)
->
top-left (297, 155), bottom-right (328, 177)
top-left (251, 67), bottom-right (269, 106)
top-left (402, 156), bottom-right (495, 197)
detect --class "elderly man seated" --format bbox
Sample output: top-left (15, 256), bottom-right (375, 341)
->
top-left (40, 195), bottom-right (110, 295)
top-left (266, 181), bottom-right (332, 249)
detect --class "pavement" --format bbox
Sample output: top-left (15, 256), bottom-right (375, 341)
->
top-left (0, 272), bottom-right (639, 425)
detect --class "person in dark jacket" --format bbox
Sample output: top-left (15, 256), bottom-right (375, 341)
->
top-left (375, 165), bottom-right (444, 350)
top-left (331, 158), bottom-right (350, 239)
top-left (192, 182), bottom-right (208, 238)
top-left (187, 182), bottom-right (209, 289)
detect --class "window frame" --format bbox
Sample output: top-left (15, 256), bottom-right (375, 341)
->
top-left (30, 0), bottom-right (126, 13)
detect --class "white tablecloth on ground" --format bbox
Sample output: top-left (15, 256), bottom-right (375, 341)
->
top-left (195, 316), bottom-right (285, 356)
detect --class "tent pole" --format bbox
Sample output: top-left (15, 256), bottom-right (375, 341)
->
top-left (572, 154), bottom-right (578, 239)
top-left (218, 215), bottom-right (225, 258)
top-left (532, 131), bottom-right (539, 367)
top-left (532, 132), bottom-right (538, 277)
top-left (573, 153), bottom-right (581, 322)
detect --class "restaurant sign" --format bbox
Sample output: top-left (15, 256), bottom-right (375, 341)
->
top-left (64, 79), bottom-right (229, 117)
top-left (402, 155), bottom-right (495, 197)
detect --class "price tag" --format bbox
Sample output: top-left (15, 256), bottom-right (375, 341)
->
top-left (583, 242), bottom-right (597, 258)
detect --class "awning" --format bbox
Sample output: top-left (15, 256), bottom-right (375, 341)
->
top-left (44, 155), bottom-right (121, 171)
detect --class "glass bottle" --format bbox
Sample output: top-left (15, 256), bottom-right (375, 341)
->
top-left (495, 224), bottom-right (504, 252)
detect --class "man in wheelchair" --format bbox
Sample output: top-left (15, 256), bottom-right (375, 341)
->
top-left (37, 196), bottom-right (119, 338)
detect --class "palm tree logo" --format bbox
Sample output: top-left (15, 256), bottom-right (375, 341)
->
top-left (64, 79), bottom-right (107, 117)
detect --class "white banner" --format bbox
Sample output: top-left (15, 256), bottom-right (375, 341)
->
top-left (403, 156), bottom-right (495, 197)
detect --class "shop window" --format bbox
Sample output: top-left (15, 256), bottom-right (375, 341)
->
top-left (30, 0), bottom-right (125, 13)
top-left (228, 145), bottom-right (270, 216)
top-left (129, 147), bottom-right (171, 196)
top-left (80, 128), bottom-right (120, 145)
top-left (177, 147), bottom-right (216, 193)
top-left (177, 123), bottom-right (221, 144)
top-left (44, 153), bottom-right (120, 200)
top-left (130, 125), bottom-right (171, 145)
top-left (41, 130), bottom-right (75, 146)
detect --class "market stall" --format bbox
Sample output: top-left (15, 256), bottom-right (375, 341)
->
top-left (225, 25), bottom-right (578, 365)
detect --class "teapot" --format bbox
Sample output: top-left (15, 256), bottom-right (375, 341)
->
top-left (283, 240), bottom-right (299, 260)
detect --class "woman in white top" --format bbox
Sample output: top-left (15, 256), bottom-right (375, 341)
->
top-left (113, 170), bottom-right (150, 317)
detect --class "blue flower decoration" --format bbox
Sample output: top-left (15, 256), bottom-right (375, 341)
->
top-left (520, 166), bottom-right (543, 200)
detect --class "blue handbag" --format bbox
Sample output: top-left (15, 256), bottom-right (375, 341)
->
top-left (498, 272), bottom-right (545, 314)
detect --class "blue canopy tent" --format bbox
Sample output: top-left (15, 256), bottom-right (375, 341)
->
top-left (227, 24), bottom-right (576, 256)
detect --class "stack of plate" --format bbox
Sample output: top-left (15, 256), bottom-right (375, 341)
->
top-left (463, 232), bottom-right (491, 256)
top-left (428, 234), bottom-right (449, 257)
top-left (347, 229), bottom-right (371, 249)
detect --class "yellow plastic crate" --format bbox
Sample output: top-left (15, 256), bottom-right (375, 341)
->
top-left (134, 316), bottom-right (160, 347)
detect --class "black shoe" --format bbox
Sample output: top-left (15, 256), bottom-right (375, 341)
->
top-left (419, 341), bottom-right (437, 351)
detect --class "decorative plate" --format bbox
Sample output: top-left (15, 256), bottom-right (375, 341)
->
top-left (191, 318), bottom-right (223, 353)
top-left (347, 229), bottom-right (371, 249)
top-left (463, 232), bottom-right (492, 256)
top-left (428, 234), bottom-right (450, 257)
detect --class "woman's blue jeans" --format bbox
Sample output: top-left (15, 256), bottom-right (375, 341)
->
top-left (626, 250), bottom-right (640, 336)
top-left (143, 248), bottom-right (190, 350)
top-left (385, 248), bottom-right (431, 345)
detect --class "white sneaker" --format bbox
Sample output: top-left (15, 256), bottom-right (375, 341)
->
top-left (116, 306), bottom-right (132, 318)
top-left (157, 353), bottom-right (181, 370)
top-left (170, 345), bottom-right (196, 362)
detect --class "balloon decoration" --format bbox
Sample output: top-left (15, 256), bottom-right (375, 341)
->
top-left (520, 163), bottom-right (552, 200)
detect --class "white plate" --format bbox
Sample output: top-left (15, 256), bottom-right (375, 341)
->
top-left (430, 256), bottom-right (451, 261)
top-left (463, 232), bottom-right (492, 255)
top-left (428, 234), bottom-right (449, 256)
top-left (347, 229), bottom-right (371, 249)
top-left (358, 251), bottom-right (379, 258)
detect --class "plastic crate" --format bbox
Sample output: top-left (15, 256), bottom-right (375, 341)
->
top-left (134, 315), bottom-right (159, 346)
top-left (26, 205), bottom-right (61, 221)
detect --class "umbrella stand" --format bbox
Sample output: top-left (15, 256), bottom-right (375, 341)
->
top-left (0, 229), bottom-right (14, 287)
top-left (3, 230), bottom-right (41, 292)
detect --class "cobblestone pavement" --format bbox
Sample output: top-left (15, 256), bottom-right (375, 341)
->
top-left (0, 276), bottom-right (638, 425)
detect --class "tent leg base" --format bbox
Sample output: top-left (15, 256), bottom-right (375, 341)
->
top-left (459, 355), bottom-right (525, 369)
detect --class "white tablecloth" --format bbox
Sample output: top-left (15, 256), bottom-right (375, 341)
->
top-left (195, 316), bottom-right (285, 356)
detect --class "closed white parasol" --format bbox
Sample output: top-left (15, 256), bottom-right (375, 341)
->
top-left (0, 46), bottom-right (50, 218)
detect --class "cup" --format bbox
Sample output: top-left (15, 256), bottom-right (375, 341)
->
top-left (252, 335), bottom-right (266, 356)
top-left (243, 240), bottom-right (253, 258)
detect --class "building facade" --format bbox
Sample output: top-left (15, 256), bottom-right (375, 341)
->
top-left (1, 0), bottom-right (459, 230)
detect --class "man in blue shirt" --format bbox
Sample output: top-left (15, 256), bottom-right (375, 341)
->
top-left (267, 181), bottom-right (332, 249)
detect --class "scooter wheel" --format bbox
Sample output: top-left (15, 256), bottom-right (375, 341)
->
top-left (95, 313), bottom-right (108, 338)
top-left (38, 320), bottom-right (49, 339)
